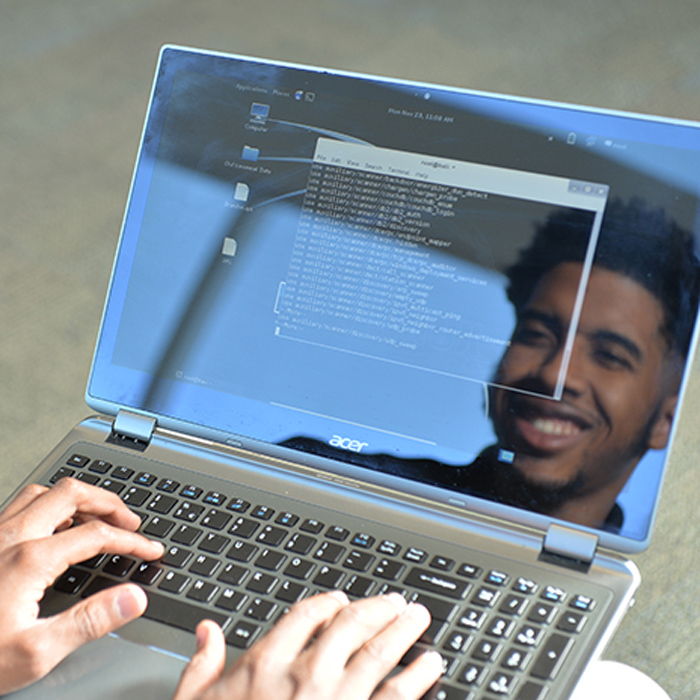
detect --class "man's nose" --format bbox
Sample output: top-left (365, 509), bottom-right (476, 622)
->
top-left (538, 341), bottom-right (587, 397)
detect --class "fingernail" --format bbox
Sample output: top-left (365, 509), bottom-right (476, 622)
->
top-left (421, 650), bottom-right (445, 674)
top-left (328, 590), bottom-right (350, 605)
top-left (384, 591), bottom-right (408, 612)
top-left (196, 622), bottom-right (209, 651)
top-left (116, 585), bottom-right (147, 620)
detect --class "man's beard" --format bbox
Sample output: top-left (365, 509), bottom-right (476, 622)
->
top-left (468, 453), bottom-right (587, 516)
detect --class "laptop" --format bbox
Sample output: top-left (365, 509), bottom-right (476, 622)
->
top-left (6, 45), bottom-right (700, 699)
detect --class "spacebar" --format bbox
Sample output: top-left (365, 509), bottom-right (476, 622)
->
top-left (144, 592), bottom-right (230, 633)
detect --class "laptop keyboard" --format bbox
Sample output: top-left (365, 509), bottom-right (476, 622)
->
top-left (46, 449), bottom-right (607, 700)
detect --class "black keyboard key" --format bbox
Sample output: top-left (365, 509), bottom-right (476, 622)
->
top-left (187, 579), bottom-right (219, 604)
top-left (276, 512), bottom-right (299, 527)
top-left (201, 509), bottom-right (232, 531)
top-left (314, 541), bottom-right (345, 564)
top-left (156, 478), bottom-right (180, 493)
top-left (326, 525), bottom-right (350, 541)
top-left (189, 554), bottom-right (220, 578)
top-left (377, 540), bottom-right (401, 556)
top-left (486, 671), bottom-right (516, 696)
top-left (158, 571), bottom-right (190, 594)
top-left (344, 550), bottom-right (375, 572)
top-left (350, 533), bottom-right (375, 549)
top-left (203, 491), bottom-right (227, 506)
top-left (246, 571), bottom-right (278, 595)
top-left (300, 518), bottom-right (324, 534)
top-left (144, 591), bottom-right (229, 632)
top-left (245, 597), bottom-right (277, 621)
top-left (285, 533), bottom-right (317, 556)
top-left (216, 588), bottom-right (247, 612)
top-left (103, 555), bottom-right (135, 578)
top-left (144, 516), bottom-right (175, 538)
top-left (112, 466), bottom-right (134, 480)
top-left (200, 532), bottom-right (230, 555)
top-left (404, 568), bottom-right (470, 600)
top-left (131, 562), bottom-right (163, 586)
top-left (345, 575), bottom-right (375, 598)
top-left (284, 557), bottom-right (316, 580)
top-left (88, 459), bottom-right (112, 474)
top-left (82, 576), bottom-right (118, 598)
top-left (135, 472), bottom-right (157, 486)
top-left (227, 540), bottom-right (258, 563)
top-left (251, 505), bottom-right (274, 520)
top-left (172, 524), bottom-right (203, 547)
top-left (181, 484), bottom-right (203, 499)
top-left (50, 467), bottom-right (75, 483)
top-left (516, 681), bottom-right (547, 700)
top-left (147, 493), bottom-right (177, 514)
top-left (276, 580), bottom-right (308, 604)
top-left (404, 547), bottom-right (428, 564)
top-left (256, 549), bottom-right (287, 571)
top-left (313, 565), bottom-right (345, 589)
top-left (67, 454), bottom-right (90, 468)
top-left (54, 567), bottom-right (90, 595)
top-left (227, 620), bottom-right (259, 648)
top-left (530, 633), bottom-right (572, 680)
top-left (100, 479), bottom-right (125, 495)
top-left (218, 562), bottom-right (249, 586)
top-left (174, 502), bottom-right (205, 522)
top-left (430, 556), bottom-right (455, 572)
top-left (163, 545), bottom-right (193, 568)
top-left (410, 593), bottom-right (457, 622)
top-left (229, 517), bottom-right (260, 539)
top-left (227, 498), bottom-right (251, 513)
top-left (374, 558), bottom-right (405, 581)
top-left (75, 472), bottom-right (100, 486)
top-left (257, 525), bottom-right (287, 547)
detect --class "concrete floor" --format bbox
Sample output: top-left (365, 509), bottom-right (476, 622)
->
top-left (2, 1), bottom-right (700, 697)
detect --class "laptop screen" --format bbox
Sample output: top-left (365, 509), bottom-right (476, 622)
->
top-left (89, 46), bottom-right (700, 545)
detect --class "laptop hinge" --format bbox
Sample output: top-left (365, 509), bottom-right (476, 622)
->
top-left (539, 524), bottom-right (598, 573)
top-left (107, 410), bottom-right (156, 452)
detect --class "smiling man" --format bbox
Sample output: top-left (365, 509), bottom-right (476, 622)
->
top-left (472, 199), bottom-right (700, 530)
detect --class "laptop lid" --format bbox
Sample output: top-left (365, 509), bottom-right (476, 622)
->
top-left (87, 45), bottom-right (700, 554)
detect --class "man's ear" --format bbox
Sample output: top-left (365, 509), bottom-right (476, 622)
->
top-left (648, 394), bottom-right (678, 450)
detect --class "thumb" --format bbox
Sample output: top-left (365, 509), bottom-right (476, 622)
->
top-left (172, 620), bottom-right (227, 700)
top-left (40, 583), bottom-right (147, 664)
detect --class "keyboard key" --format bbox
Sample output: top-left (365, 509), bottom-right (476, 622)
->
top-left (245, 597), bottom-right (277, 621)
top-left (404, 547), bottom-right (428, 564)
top-left (50, 467), bottom-right (75, 483)
top-left (227, 620), bottom-right (260, 648)
top-left (257, 525), bottom-right (287, 547)
top-left (180, 484), bottom-right (203, 499)
top-left (189, 554), bottom-right (220, 578)
top-left (228, 517), bottom-right (260, 539)
top-left (530, 633), bottom-right (572, 680)
top-left (218, 562), bottom-right (249, 586)
top-left (88, 459), bottom-right (112, 474)
top-left (326, 526), bottom-right (350, 541)
top-left (517, 681), bottom-right (547, 700)
top-left (285, 557), bottom-right (316, 580)
top-left (430, 556), bottom-right (455, 572)
top-left (410, 593), bottom-right (457, 622)
top-left (557, 611), bottom-right (586, 634)
top-left (75, 473), bottom-right (100, 486)
top-left (216, 588), bottom-right (247, 612)
top-left (123, 486), bottom-right (150, 507)
top-left (147, 494), bottom-right (178, 515)
top-left (246, 571), bottom-right (278, 595)
top-left (344, 550), bottom-right (375, 572)
top-left (156, 478), bottom-right (180, 492)
top-left (275, 512), bottom-right (300, 527)
top-left (227, 498), bottom-right (251, 513)
top-left (200, 532), bottom-right (230, 555)
top-left (187, 579), bottom-right (219, 603)
top-left (67, 454), bottom-right (90, 468)
top-left (227, 540), bottom-right (258, 563)
top-left (144, 516), bottom-right (175, 538)
top-left (276, 580), bottom-right (308, 604)
top-left (172, 524), bottom-right (203, 547)
top-left (54, 567), bottom-right (90, 595)
top-left (144, 591), bottom-right (229, 632)
top-left (158, 571), bottom-right (190, 594)
top-left (350, 533), bottom-right (375, 549)
top-left (314, 541), bottom-right (345, 564)
top-left (131, 562), bottom-right (163, 586)
top-left (135, 472), bottom-right (157, 486)
top-left (174, 502), bottom-right (205, 522)
top-left (112, 466), bottom-right (134, 480)
top-left (256, 549), bottom-right (287, 572)
top-left (203, 491), bottom-right (227, 506)
top-left (104, 555), bottom-right (135, 578)
top-left (377, 540), bottom-right (401, 556)
top-left (456, 563), bottom-right (482, 579)
top-left (300, 518), bottom-right (324, 534)
top-left (285, 533), bottom-right (317, 556)
top-left (163, 545), bottom-right (193, 568)
top-left (344, 575), bottom-right (375, 598)
top-left (374, 558), bottom-right (405, 581)
top-left (201, 509), bottom-right (232, 531)
top-left (313, 565), bottom-right (345, 589)
top-left (404, 568), bottom-right (470, 600)
top-left (251, 505), bottom-right (274, 520)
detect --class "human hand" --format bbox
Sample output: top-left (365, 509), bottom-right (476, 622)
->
top-left (0, 477), bottom-right (164, 694)
top-left (173, 590), bottom-right (443, 700)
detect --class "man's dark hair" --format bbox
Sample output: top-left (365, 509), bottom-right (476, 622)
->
top-left (506, 198), bottom-right (700, 356)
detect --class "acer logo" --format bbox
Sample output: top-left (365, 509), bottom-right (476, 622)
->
top-left (329, 435), bottom-right (368, 453)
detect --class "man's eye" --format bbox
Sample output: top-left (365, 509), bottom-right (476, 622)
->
top-left (512, 325), bottom-right (553, 346)
top-left (593, 346), bottom-right (634, 371)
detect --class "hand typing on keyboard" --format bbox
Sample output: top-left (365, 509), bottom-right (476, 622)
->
top-left (172, 590), bottom-right (444, 700)
top-left (0, 478), bottom-right (164, 694)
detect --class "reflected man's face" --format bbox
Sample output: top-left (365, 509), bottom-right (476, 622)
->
top-left (490, 262), bottom-right (680, 500)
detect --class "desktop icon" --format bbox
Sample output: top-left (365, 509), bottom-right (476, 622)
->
top-left (242, 145), bottom-right (260, 162)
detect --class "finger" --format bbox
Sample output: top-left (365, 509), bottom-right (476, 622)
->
top-left (12, 478), bottom-right (142, 538)
top-left (248, 591), bottom-right (350, 663)
top-left (0, 484), bottom-right (49, 524)
top-left (30, 583), bottom-right (148, 675)
top-left (374, 649), bottom-right (444, 700)
top-left (9, 521), bottom-right (163, 593)
top-left (172, 620), bottom-right (227, 700)
top-left (308, 593), bottom-right (408, 670)
top-left (340, 602), bottom-right (432, 697)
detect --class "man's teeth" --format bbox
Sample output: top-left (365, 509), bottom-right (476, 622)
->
top-left (531, 418), bottom-right (580, 436)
